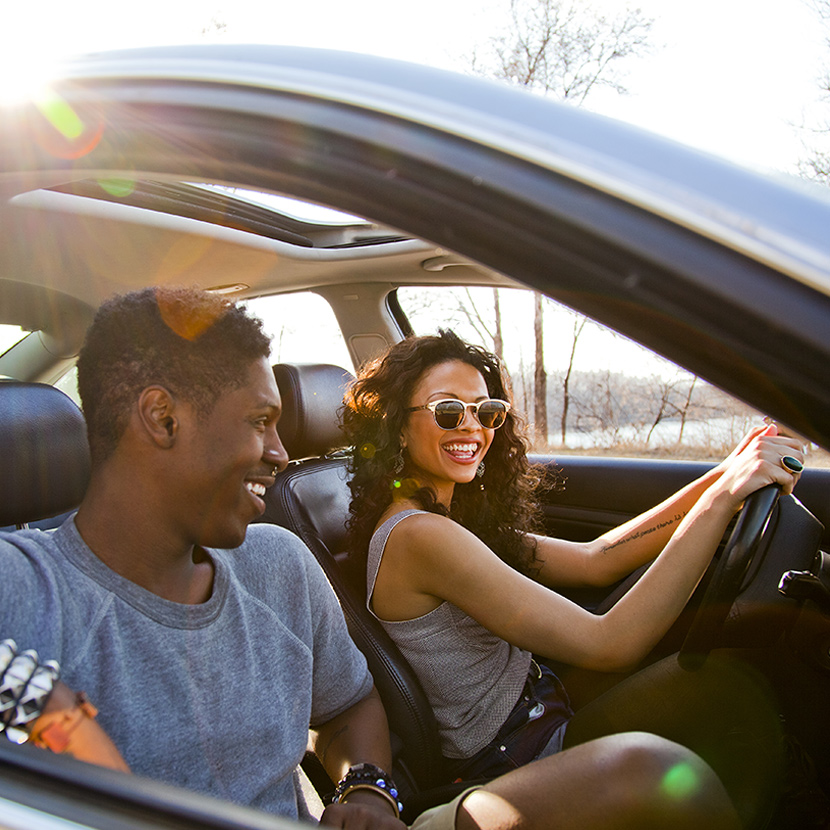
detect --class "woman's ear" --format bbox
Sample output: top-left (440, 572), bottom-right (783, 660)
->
top-left (137, 386), bottom-right (179, 448)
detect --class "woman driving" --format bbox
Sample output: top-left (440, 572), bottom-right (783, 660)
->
top-left (342, 329), bottom-right (805, 828)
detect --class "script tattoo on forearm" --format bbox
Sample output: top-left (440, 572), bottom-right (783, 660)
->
top-left (600, 513), bottom-right (685, 554)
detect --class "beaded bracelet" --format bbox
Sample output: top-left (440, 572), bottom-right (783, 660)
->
top-left (333, 763), bottom-right (404, 818)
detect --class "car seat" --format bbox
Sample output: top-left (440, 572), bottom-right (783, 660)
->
top-left (262, 363), bottom-right (445, 798)
top-left (0, 381), bottom-right (90, 530)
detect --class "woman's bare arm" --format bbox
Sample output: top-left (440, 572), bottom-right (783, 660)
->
top-left (373, 426), bottom-right (804, 672)
top-left (530, 425), bottom-right (804, 589)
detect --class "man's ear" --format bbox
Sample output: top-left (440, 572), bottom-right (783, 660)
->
top-left (137, 386), bottom-right (179, 448)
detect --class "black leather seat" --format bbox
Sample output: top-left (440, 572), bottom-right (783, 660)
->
top-left (263, 363), bottom-right (444, 797)
top-left (0, 381), bottom-right (90, 529)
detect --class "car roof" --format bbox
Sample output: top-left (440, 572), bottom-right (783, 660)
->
top-left (20, 44), bottom-right (830, 288)
top-left (2, 45), bottom-right (830, 446)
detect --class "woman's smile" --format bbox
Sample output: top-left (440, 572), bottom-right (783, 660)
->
top-left (401, 360), bottom-right (495, 500)
top-left (441, 440), bottom-right (482, 464)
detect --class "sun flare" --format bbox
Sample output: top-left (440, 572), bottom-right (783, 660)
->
top-left (0, 51), bottom-right (63, 108)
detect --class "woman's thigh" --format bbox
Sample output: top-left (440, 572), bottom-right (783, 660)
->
top-left (458, 732), bottom-right (740, 830)
top-left (562, 651), bottom-right (784, 827)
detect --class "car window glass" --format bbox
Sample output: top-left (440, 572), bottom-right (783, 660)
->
top-left (244, 292), bottom-right (355, 374)
top-left (54, 366), bottom-right (81, 405)
top-left (48, 294), bottom-right (354, 412)
top-left (397, 286), bottom-right (767, 462)
top-left (0, 325), bottom-right (29, 358)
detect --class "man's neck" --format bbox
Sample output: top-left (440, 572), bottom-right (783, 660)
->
top-left (75, 478), bottom-right (214, 605)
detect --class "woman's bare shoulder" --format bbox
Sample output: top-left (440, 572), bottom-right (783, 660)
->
top-left (380, 506), bottom-right (486, 565)
top-left (380, 503), bottom-right (459, 533)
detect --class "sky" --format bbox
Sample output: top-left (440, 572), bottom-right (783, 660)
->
top-left (3, 0), bottom-right (828, 375)
top-left (4, 0), bottom-right (829, 178)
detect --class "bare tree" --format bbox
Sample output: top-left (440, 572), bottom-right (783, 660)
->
top-left (395, 286), bottom-right (512, 383)
top-left (200, 16), bottom-right (228, 38)
top-left (470, 0), bottom-right (653, 445)
top-left (800, 0), bottom-right (830, 183)
top-left (459, 288), bottom-right (499, 353)
top-left (644, 374), bottom-right (698, 445)
top-left (533, 293), bottom-right (548, 445)
top-left (573, 370), bottom-right (623, 446)
top-left (472, 0), bottom-right (653, 104)
top-left (676, 375), bottom-right (698, 444)
top-left (560, 316), bottom-right (586, 445)
top-left (492, 289), bottom-right (504, 361)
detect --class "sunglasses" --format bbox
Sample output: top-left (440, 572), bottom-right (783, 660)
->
top-left (407, 398), bottom-right (511, 430)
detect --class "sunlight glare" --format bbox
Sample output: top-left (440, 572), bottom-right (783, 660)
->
top-left (0, 48), bottom-right (107, 161)
top-left (661, 761), bottom-right (700, 800)
top-left (0, 51), bottom-right (62, 108)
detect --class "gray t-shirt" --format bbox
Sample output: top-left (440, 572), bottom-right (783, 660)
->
top-left (0, 517), bottom-right (373, 820)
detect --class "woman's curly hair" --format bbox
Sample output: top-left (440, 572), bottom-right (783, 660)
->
top-left (342, 330), bottom-right (543, 577)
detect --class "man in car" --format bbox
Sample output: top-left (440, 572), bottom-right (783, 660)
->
top-left (1, 286), bottom-right (406, 826)
top-left (0, 287), bottom-right (740, 830)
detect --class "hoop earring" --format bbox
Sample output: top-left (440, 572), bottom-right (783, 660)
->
top-left (476, 461), bottom-right (485, 478)
top-left (392, 449), bottom-right (405, 475)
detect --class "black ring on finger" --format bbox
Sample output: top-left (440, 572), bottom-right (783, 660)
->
top-left (781, 455), bottom-right (804, 474)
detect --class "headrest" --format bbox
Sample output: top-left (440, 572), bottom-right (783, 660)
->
top-left (273, 363), bottom-right (355, 460)
top-left (0, 381), bottom-right (91, 527)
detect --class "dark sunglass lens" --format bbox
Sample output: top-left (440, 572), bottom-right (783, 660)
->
top-left (478, 401), bottom-right (507, 429)
top-left (434, 400), bottom-right (465, 429)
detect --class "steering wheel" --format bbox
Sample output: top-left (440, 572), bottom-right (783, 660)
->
top-left (678, 484), bottom-right (781, 671)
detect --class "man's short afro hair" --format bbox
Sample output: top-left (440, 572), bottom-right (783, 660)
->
top-left (77, 286), bottom-right (271, 464)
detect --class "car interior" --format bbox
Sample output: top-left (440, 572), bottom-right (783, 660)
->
top-left (3, 46), bottom-right (830, 828)
top-left (260, 360), bottom-right (830, 817)
top-left (4, 341), bottom-right (830, 826)
top-left (3, 180), bottom-right (830, 823)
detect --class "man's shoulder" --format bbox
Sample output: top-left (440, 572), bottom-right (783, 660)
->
top-left (238, 522), bottom-right (308, 557)
top-left (0, 526), bottom-right (62, 563)
top-left (0, 523), bottom-right (81, 642)
top-left (221, 523), bottom-right (343, 630)
top-left (226, 522), bottom-right (320, 583)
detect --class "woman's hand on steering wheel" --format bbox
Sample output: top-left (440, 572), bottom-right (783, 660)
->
top-left (711, 423), bottom-right (805, 510)
top-left (678, 425), bottom-right (806, 670)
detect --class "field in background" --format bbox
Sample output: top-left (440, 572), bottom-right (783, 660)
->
top-left (548, 442), bottom-right (830, 467)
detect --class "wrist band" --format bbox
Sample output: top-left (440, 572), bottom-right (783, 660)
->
top-left (333, 763), bottom-right (403, 818)
top-left (337, 782), bottom-right (401, 816)
top-left (5, 660), bottom-right (60, 743)
top-left (1, 648), bottom-right (40, 731)
top-left (31, 691), bottom-right (98, 753)
top-left (0, 641), bottom-right (61, 744)
top-left (0, 639), bottom-right (17, 677)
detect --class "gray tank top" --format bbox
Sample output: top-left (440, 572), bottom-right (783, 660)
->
top-left (366, 509), bottom-right (532, 759)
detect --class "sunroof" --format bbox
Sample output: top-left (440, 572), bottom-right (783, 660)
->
top-left (192, 184), bottom-right (365, 226)
top-left (47, 179), bottom-right (408, 249)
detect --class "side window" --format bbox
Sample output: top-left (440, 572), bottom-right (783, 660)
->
top-left (55, 366), bottom-right (81, 405)
top-left (244, 292), bottom-right (354, 374)
top-left (397, 286), bottom-right (763, 462)
top-left (0, 325), bottom-right (29, 358)
top-left (44, 294), bottom-right (353, 411)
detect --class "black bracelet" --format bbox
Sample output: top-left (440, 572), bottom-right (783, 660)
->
top-left (333, 763), bottom-right (403, 818)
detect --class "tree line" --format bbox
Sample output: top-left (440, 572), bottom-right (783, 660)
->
top-left (400, 286), bottom-right (761, 459)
